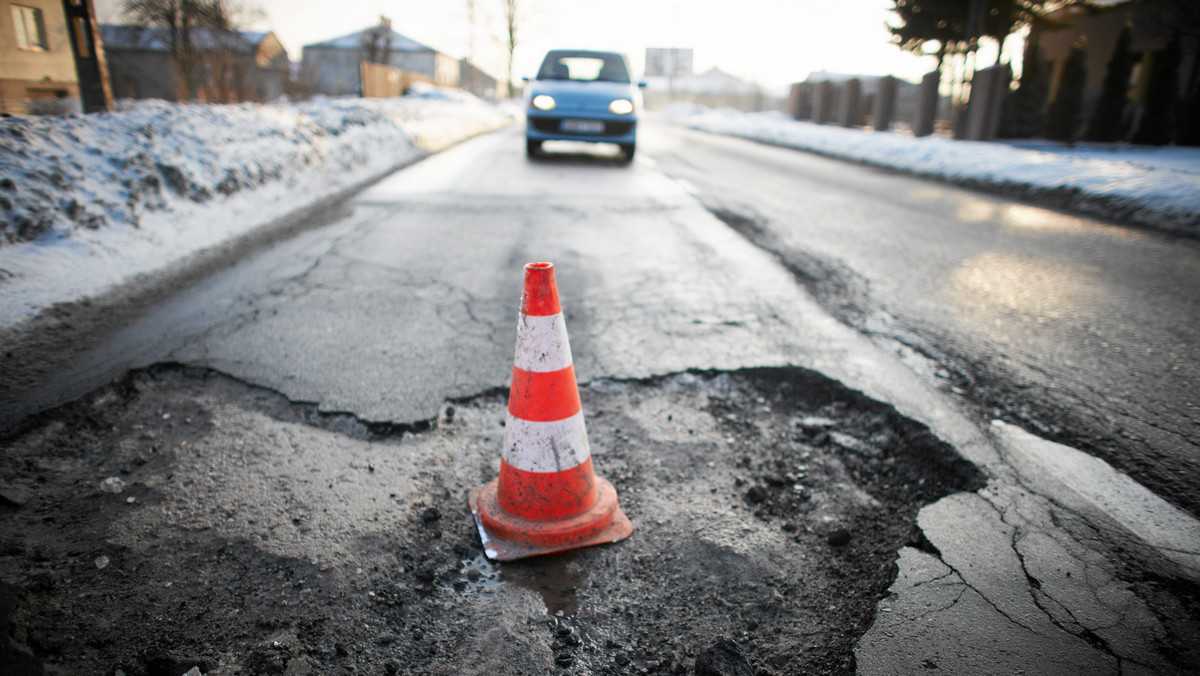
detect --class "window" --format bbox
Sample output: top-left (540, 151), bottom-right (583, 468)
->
top-left (537, 52), bottom-right (631, 84)
top-left (12, 5), bottom-right (49, 52)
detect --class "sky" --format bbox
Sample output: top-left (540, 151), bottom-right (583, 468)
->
top-left (96, 0), bottom-right (972, 91)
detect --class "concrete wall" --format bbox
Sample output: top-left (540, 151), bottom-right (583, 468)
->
top-left (459, 59), bottom-right (499, 99)
top-left (107, 45), bottom-right (287, 103)
top-left (301, 47), bottom-right (359, 96)
top-left (106, 49), bottom-right (175, 100)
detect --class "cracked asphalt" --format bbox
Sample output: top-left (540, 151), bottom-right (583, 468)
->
top-left (2, 124), bottom-right (1199, 673)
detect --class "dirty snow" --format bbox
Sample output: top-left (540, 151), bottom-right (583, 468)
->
top-left (656, 104), bottom-right (1200, 237)
top-left (0, 88), bottom-right (511, 330)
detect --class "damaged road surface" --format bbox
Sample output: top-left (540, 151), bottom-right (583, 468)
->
top-left (3, 125), bottom-right (1199, 674)
top-left (0, 365), bottom-right (981, 674)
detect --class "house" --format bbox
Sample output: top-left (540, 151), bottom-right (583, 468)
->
top-left (100, 25), bottom-right (289, 103)
top-left (459, 57), bottom-right (499, 100)
top-left (300, 17), bottom-right (460, 97)
top-left (643, 66), bottom-right (772, 112)
top-left (1, 0), bottom-right (84, 114)
top-left (1032, 0), bottom-right (1198, 139)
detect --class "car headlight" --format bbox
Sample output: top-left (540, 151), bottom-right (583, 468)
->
top-left (531, 95), bottom-right (556, 111)
top-left (609, 98), bottom-right (634, 115)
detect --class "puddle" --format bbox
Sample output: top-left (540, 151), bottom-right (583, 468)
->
top-left (499, 553), bottom-right (586, 616)
top-left (456, 553), bottom-right (501, 592)
top-left (454, 551), bottom-right (587, 616)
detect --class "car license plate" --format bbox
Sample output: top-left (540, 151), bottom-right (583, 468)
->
top-left (560, 119), bottom-right (604, 134)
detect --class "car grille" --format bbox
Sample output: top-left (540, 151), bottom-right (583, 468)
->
top-left (530, 118), bottom-right (634, 136)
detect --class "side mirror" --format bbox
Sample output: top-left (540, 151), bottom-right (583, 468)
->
top-left (637, 81), bottom-right (647, 88)
top-left (522, 77), bottom-right (531, 83)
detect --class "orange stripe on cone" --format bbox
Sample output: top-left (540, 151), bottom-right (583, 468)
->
top-left (497, 458), bottom-right (597, 521)
top-left (508, 366), bottom-right (581, 422)
top-left (468, 261), bottom-right (633, 561)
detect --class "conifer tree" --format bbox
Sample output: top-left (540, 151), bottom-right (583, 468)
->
top-left (1085, 22), bottom-right (1134, 142)
top-left (999, 37), bottom-right (1048, 138)
top-left (1046, 42), bottom-right (1087, 142)
top-left (1133, 34), bottom-right (1183, 145)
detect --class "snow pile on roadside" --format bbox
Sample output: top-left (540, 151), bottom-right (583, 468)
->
top-left (656, 104), bottom-right (1200, 236)
top-left (0, 93), bottom-right (511, 328)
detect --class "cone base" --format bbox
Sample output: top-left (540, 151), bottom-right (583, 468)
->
top-left (468, 476), bottom-right (633, 561)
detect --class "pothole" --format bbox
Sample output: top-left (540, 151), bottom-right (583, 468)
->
top-left (0, 364), bottom-right (982, 674)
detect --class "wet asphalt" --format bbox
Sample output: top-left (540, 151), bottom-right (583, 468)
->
top-left (643, 125), bottom-right (1200, 520)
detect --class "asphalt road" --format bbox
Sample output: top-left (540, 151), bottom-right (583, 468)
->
top-left (4, 121), bottom-right (1199, 674)
top-left (6, 122), bottom-right (1196, 521)
top-left (642, 125), bottom-right (1200, 518)
top-left (6, 124), bottom-right (874, 428)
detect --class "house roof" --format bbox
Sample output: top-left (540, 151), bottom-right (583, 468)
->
top-left (305, 26), bottom-right (433, 53)
top-left (100, 25), bottom-right (271, 53)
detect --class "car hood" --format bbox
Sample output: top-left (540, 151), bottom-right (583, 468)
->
top-left (527, 80), bottom-right (638, 112)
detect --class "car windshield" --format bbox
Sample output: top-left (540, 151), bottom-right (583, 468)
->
top-left (536, 52), bottom-right (631, 83)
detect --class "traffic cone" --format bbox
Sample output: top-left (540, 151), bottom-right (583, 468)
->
top-left (468, 262), bottom-right (633, 561)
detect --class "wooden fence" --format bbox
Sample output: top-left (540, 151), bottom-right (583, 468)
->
top-left (360, 61), bottom-right (433, 98)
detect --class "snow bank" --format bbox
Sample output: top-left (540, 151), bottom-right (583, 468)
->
top-left (0, 93), bottom-right (511, 328)
top-left (656, 104), bottom-right (1200, 237)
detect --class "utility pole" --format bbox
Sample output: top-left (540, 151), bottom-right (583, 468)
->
top-left (466, 0), bottom-right (477, 96)
top-left (61, 0), bottom-right (112, 112)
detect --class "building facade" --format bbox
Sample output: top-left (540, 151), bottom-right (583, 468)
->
top-left (100, 25), bottom-right (289, 103)
top-left (1, 0), bottom-right (80, 114)
top-left (299, 18), bottom-right (460, 97)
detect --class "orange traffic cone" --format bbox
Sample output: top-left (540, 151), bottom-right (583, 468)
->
top-left (468, 262), bottom-right (633, 561)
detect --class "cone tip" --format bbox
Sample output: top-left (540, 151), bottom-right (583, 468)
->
top-left (521, 262), bottom-right (560, 317)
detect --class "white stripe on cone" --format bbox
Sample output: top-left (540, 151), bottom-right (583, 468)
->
top-left (502, 411), bottom-right (591, 473)
top-left (514, 313), bottom-right (573, 373)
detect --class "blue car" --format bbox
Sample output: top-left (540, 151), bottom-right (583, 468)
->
top-left (524, 50), bottom-right (644, 162)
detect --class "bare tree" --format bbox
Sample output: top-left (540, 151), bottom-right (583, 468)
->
top-left (121, 0), bottom-right (259, 101)
top-left (466, 0), bottom-right (478, 94)
top-left (502, 0), bottom-right (518, 98)
top-left (361, 16), bottom-right (393, 66)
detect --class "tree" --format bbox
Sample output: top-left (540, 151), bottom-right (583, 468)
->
top-left (1045, 40), bottom-right (1087, 142)
top-left (999, 35), bottom-right (1049, 138)
top-left (888, 0), bottom-right (1061, 69)
top-left (1137, 0), bottom-right (1200, 105)
top-left (1084, 21), bottom-right (1134, 143)
top-left (121, 0), bottom-right (257, 101)
top-left (890, 0), bottom-right (1068, 135)
top-left (1180, 83), bottom-right (1200, 146)
top-left (501, 0), bottom-right (518, 98)
top-left (1132, 33), bottom-right (1183, 146)
top-left (361, 17), bottom-right (393, 66)
top-left (889, 0), bottom-right (967, 68)
top-left (1137, 0), bottom-right (1200, 145)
